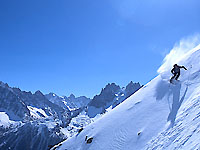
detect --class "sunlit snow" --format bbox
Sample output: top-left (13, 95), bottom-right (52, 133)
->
top-left (52, 44), bottom-right (200, 150)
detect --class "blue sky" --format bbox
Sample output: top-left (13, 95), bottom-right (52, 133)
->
top-left (0, 0), bottom-right (200, 98)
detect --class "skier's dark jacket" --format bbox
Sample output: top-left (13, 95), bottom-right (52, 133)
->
top-left (171, 64), bottom-right (187, 74)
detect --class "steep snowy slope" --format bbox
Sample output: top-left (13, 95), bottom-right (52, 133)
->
top-left (146, 44), bottom-right (200, 149)
top-left (52, 45), bottom-right (200, 150)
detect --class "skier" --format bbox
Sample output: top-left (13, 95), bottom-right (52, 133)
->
top-left (170, 64), bottom-right (187, 83)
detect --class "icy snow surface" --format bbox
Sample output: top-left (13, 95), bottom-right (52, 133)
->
top-left (53, 45), bottom-right (200, 150)
top-left (27, 106), bottom-right (48, 119)
top-left (0, 112), bottom-right (16, 127)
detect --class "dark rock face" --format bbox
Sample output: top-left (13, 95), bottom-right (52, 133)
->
top-left (125, 81), bottom-right (141, 98)
top-left (0, 84), bottom-right (30, 121)
top-left (87, 82), bottom-right (142, 118)
top-left (89, 83), bottom-right (121, 108)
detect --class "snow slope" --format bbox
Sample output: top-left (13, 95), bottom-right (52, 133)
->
top-left (52, 44), bottom-right (200, 150)
top-left (0, 112), bottom-right (16, 127)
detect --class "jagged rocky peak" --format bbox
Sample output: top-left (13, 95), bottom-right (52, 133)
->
top-left (0, 81), bottom-right (30, 121)
top-left (103, 83), bottom-right (120, 92)
top-left (45, 92), bottom-right (91, 111)
top-left (45, 92), bottom-right (58, 99)
top-left (67, 94), bottom-right (91, 102)
top-left (34, 90), bottom-right (44, 97)
top-left (0, 81), bottom-right (8, 87)
top-left (69, 94), bottom-right (76, 99)
top-left (90, 82), bottom-right (141, 107)
top-left (65, 94), bottom-right (91, 109)
top-left (12, 87), bottom-right (22, 93)
top-left (48, 92), bottom-right (55, 96)
top-left (0, 81), bottom-right (11, 90)
top-left (89, 83), bottom-right (121, 108)
top-left (125, 81), bottom-right (141, 98)
top-left (87, 81), bottom-right (142, 117)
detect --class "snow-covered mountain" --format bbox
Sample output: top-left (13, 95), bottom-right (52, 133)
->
top-left (0, 83), bottom-right (72, 150)
top-left (0, 82), bottom-right (70, 124)
top-left (66, 94), bottom-right (91, 110)
top-left (45, 93), bottom-right (91, 111)
top-left (87, 82), bottom-right (141, 117)
top-left (52, 45), bottom-right (200, 150)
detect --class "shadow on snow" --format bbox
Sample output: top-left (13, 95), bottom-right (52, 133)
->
top-left (155, 80), bottom-right (188, 127)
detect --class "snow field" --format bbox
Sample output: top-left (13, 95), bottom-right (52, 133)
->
top-left (53, 45), bottom-right (200, 150)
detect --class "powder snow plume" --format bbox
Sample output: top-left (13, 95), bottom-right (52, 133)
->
top-left (157, 34), bottom-right (200, 74)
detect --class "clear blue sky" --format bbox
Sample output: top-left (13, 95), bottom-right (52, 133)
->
top-left (0, 0), bottom-right (200, 98)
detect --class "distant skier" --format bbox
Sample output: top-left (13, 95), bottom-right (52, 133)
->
top-left (170, 64), bottom-right (187, 83)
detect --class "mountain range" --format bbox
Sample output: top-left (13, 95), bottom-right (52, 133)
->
top-left (0, 80), bottom-right (141, 150)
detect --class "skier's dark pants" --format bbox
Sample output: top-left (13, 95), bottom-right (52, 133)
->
top-left (171, 72), bottom-right (180, 80)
